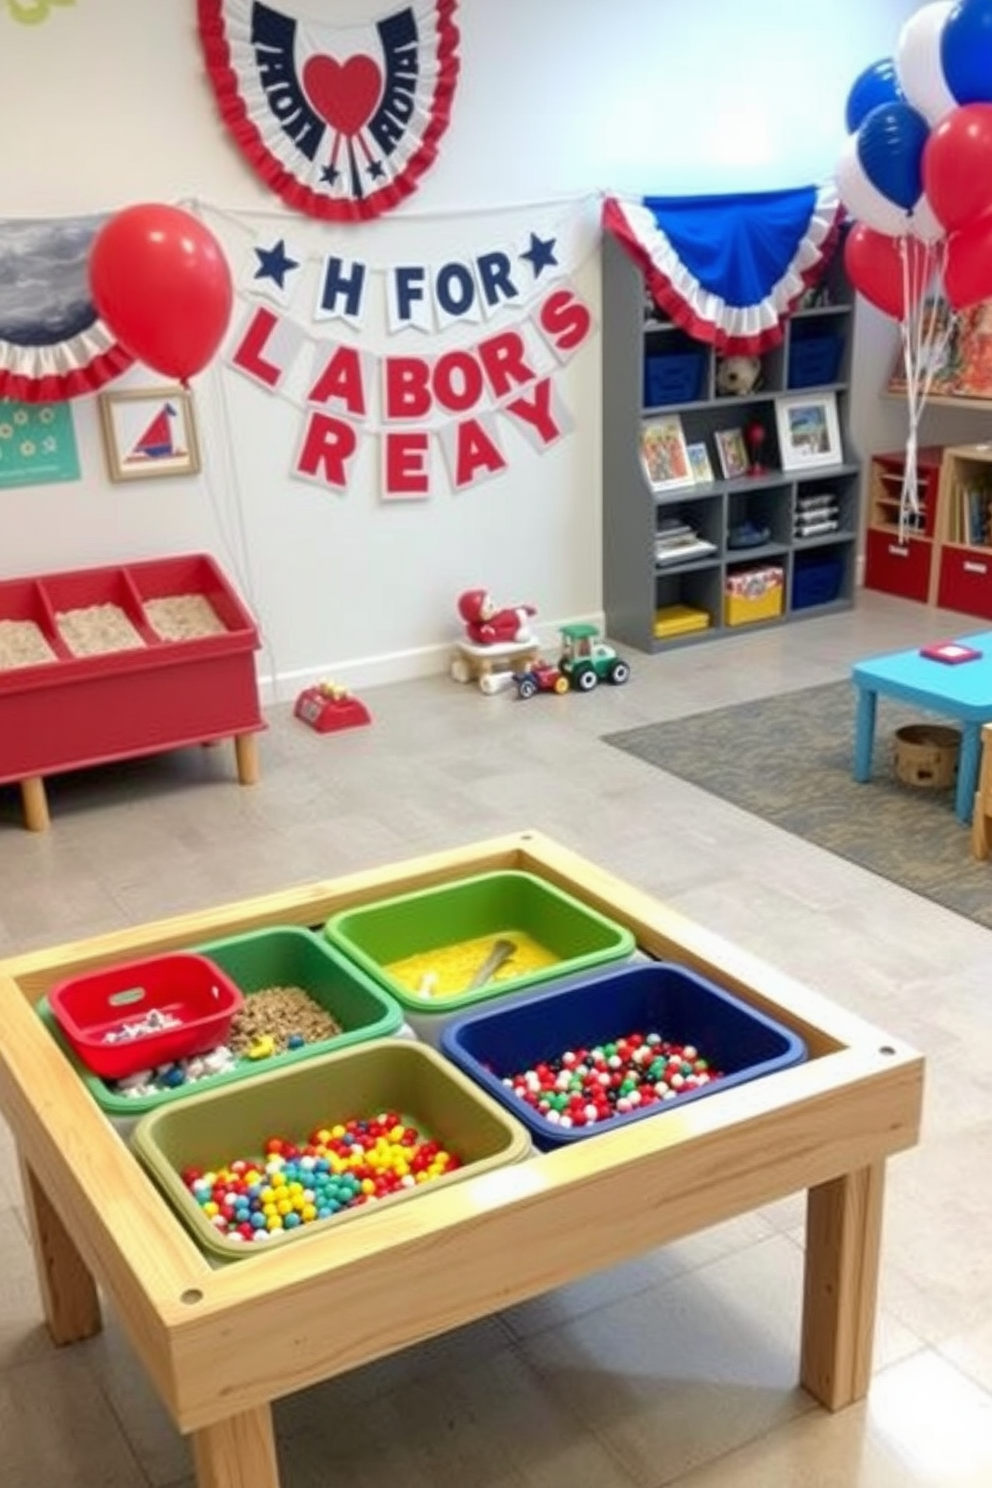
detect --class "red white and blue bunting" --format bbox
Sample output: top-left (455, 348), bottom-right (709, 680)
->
top-left (603, 184), bottom-right (843, 355)
top-left (197, 0), bottom-right (460, 222)
top-left (0, 215), bottom-right (134, 404)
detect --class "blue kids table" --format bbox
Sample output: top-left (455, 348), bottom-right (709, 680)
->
top-left (852, 631), bottom-right (992, 823)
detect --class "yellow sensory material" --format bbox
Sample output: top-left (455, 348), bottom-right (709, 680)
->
top-left (384, 928), bottom-right (558, 998)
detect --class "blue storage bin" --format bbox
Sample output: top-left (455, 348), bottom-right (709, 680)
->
top-left (643, 353), bottom-right (705, 407)
top-left (440, 962), bottom-right (806, 1150)
top-left (787, 335), bottom-right (843, 390)
top-left (792, 556), bottom-right (843, 610)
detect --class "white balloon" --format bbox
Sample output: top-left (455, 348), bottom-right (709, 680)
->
top-left (909, 193), bottom-right (946, 243)
top-left (835, 133), bottom-right (914, 236)
top-left (896, 1), bottom-right (957, 124)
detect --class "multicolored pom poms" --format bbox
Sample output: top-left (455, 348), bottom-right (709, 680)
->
top-left (181, 1113), bottom-right (461, 1244)
top-left (502, 1030), bottom-right (723, 1131)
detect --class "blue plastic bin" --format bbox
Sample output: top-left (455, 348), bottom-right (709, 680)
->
top-left (440, 961), bottom-right (807, 1150)
top-left (643, 353), bottom-right (705, 407)
top-left (787, 335), bottom-right (843, 390)
top-left (791, 555), bottom-right (843, 610)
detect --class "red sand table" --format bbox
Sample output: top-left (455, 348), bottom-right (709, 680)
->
top-left (0, 553), bottom-right (264, 831)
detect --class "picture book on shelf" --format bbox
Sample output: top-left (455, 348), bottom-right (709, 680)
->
top-left (639, 415), bottom-right (694, 491)
top-left (714, 427), bottom-right (749, 481)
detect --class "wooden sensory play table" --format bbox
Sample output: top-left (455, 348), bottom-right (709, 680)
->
top-left (0, 832), bottom-right (924, 1488)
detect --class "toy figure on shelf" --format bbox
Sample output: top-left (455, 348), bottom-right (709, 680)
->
top-left (456, 588), bottom-right (537, 646)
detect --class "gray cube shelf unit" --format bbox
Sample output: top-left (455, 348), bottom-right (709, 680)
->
top-left (602, 231), bottom-right (860, 652)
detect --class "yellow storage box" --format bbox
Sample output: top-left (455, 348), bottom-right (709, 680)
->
top-left (653, 604), bottom-right (712, 639)
top-left (724, 566), bottom-right (784, 627)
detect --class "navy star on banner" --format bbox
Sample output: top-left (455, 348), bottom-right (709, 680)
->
top-left (519, 232), bottom-right (558, 279)
top-left (254, 238), bottom-right (300, 290)
top-left (603, 184), bottom-right (843, 355)
top-left (197, 0), bottom-right (460, 222)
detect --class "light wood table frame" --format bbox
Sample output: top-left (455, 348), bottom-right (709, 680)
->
top-left (0, 832), bottom-right (924, 1488)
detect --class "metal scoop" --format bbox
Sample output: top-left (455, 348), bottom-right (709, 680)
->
top-left (465, 937), bottom-right (517, 991)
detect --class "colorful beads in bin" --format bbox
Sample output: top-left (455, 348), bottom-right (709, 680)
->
top-left (131, 1040), bottom-right (531, 1261)
top-left (440, 961), bottom-right (807, 1149)
top-left (501, 1030), bottom-right (723, 1132)
top-left (46, 952), bottom-right (243, 1080)
top-left (183, 1114), bottom-right (462, 1245)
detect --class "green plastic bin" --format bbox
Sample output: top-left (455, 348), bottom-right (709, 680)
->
top-left (37, 927), bottom-right (403, 1124)
top-left (323, 870), bottom-right (635, 1042)
top-left (131, 1038), bottom-right (532, 1262)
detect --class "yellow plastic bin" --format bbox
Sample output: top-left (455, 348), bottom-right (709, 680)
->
top-left (323, 869), bottom-right (636, 1043)
top-left (131, 1038), bottom-right (532, 1262)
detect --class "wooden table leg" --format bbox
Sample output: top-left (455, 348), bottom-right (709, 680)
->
top-left (800, 1162), bottom-right (885, 1411)
top-left (19, 1157), bottom-right (102, 1345)
top-left (20, 775), bottom-right (50, 832)
top-left (233, 734), bottom-right (260, 786)
top-left (191, 1405), bottom-right (280, 1488)
top-left (972, 726), bottom-right (992, 858)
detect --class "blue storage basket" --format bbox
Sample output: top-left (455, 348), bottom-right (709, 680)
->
top-left (787, 335), bottom-right (843, 390)
top-left (792, 556), bottom-right (843, 609)
top-left (643, 353), bottom-right (705, 407)
top-left (440, 961), bottom-right (806, 1150)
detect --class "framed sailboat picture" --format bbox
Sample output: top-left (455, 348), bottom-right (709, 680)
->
top-left (98, 386), bottom-right (201, 481)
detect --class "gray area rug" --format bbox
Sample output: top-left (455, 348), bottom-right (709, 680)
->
top-left (603, 680), bottom-right (992, 931)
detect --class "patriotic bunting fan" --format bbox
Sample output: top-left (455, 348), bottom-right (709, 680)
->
top-left (0, 216), bottom-right (133, 404)
top-left (603, 184), bottom-right (843, 355)
top-left (198, 0), bottom-right (460, 222)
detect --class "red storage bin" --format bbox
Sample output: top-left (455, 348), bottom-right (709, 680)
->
top-left (864, 529), bottom-right (933, 604)
top-left (47, 951), bottom-right (243, 1079)
top-left (937, 545), bottom-right (992, 622)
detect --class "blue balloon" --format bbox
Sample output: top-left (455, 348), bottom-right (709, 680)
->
top-left (942, 0), bottom-right (992, 104)
top-left (845, 58), bottom-right (904, 132)
top-left (857, 102), bottom-right (930, 210)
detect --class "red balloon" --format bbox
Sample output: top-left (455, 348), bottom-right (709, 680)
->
top-left (923, 103), bottom-right (992, 233)
top-left (944, 212), bottom-right (992, 309)
top-left (89, 204), bottom-right (233, 382)
top-left (843, 223), bottom-right (930, 319)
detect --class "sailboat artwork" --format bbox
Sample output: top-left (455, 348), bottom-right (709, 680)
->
top-left (124, 402), bottom-right (186, 467)
top-left (99, 387), bottom-right (201, 481)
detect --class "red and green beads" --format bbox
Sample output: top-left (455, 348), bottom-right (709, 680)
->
top-left (182, 1113), bottom-right (461, 1245)
top-left (501, 1030), bottom-right (722, 1131)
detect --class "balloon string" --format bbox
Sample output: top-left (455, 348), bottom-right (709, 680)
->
top-left (898, 238), bottom-right (954, 545)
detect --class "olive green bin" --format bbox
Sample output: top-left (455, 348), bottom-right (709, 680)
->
top-left (131, 1038), bottom-right (532, 1263)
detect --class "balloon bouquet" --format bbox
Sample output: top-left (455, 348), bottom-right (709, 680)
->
top-left (87, 203), bottom-right (233, 385)
top-left (837, 0), bottom-right (992, 539)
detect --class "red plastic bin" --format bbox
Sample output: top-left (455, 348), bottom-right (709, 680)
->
top-left (47, 951), bottom-right (243, 1080)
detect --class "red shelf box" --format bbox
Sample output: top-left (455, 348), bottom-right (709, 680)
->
top-left (937, 545), bottom-right (992, 622)
top-left (0, 553), bottom-right (263, 793)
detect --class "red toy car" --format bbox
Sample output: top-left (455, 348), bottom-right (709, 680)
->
top-left (514, 662), bottom-right (569, 699)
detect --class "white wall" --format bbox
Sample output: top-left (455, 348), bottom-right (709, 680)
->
top-left (1, 0), bottom-right (930, 694)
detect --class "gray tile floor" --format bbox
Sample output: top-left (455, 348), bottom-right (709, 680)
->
top-left (2, 589), bottom-right (992, 1487)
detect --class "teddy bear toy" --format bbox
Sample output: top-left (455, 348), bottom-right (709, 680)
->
top-left (457, 588), bottom-right (537, 646)
top-left (715, 354), bottom-right (762, 396)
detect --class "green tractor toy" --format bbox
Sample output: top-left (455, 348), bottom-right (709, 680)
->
top-left (557, 622), bottom-right (631, 693)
